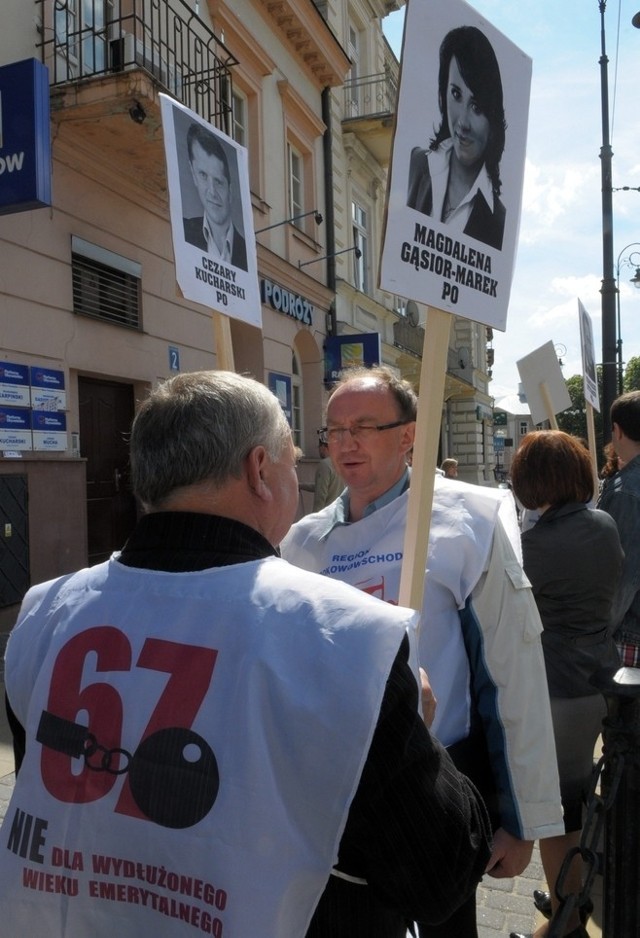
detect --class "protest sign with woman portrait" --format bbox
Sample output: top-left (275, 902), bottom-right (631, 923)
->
top-left (380, 0), bottom-right (531, 332)
top-left (406, 25), bottom-right (506, 250)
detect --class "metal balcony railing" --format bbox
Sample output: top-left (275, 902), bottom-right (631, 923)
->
top-left (36, 0), bottom-right (238, 129)
top-left (343, 69), bottom-right (398, 121)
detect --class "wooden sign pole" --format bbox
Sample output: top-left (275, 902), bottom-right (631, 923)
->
top-left (585, 402), bottom-right (600, 495)
top-left (539, 381), bottom-right (558, 429)
top-left (213, 311), bottom-right (235, 371)
top-left (398, 305), bottom-right (451, 612)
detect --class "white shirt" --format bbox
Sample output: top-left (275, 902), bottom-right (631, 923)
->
top-left (203, 216), bottom-right (234, 261)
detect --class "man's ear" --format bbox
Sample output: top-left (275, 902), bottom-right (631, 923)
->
top-left (400, 420), bottom-right (416, 454)
top-left (245, 445), bottom-right (270, 500)
top-left (612, 422), bottom-right (623, 442)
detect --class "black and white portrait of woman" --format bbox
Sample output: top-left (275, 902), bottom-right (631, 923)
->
top-left (406, 26), bottom-right (507, 250)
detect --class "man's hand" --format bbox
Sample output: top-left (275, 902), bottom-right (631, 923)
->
top-left (485, 828), bottom-right (533, 879)
top-left (419, 668), bottom-right (437, 728)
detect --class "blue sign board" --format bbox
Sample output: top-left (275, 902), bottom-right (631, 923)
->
top-left (0, 406), bottom-right (32, 450)
top-left (169, 346), bottom-right (180, 372)
top-left (0, 59), bottom-right (52, 215)
top-left (0, 362), bottom-right (29, 386)
top-left (30, 365), bottom-right (66, 410)
top-left (0, 362), bottom-right (30, 406)
top-left (324, 333), bottom-right (381, 385)
top-left (32, 410), bottom-right (67, 451)
top-left (30, 366), bottom-right (65, 392)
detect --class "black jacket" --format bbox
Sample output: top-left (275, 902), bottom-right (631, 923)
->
top-left (522, 502), bottom-right (623, 696)
top-left (183, 216), bottom-right (248, 271)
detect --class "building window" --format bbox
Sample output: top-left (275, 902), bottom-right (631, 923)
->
top-left (231, 88), bottom-right (247, 147)
top-left (288, 144), bottom-right (304, 226)
top-left (519, 421), bottom-right (528, 436)
top-left (71, 236), bottom-right (141, 330)
top-left (352, 200), bottom-right (368, 292)
top-left (292, 351), bottom-right (302, 449)
top-left (55, 0), bottom-right (79, 63)
top-left (346, 24), bottom-right (360, 117)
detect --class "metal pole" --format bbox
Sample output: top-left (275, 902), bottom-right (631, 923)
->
top-left (598, 0), bottom-right (618, 443)
top-left (616, 261), bottom-right (623, 395)
top-left (591, 667), bottom-right (640, 937)
top-left (615, 244), bottom-right (640, 394)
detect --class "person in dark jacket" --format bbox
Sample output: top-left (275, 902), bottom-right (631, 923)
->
top-left (2, 369), bottom-right (490, 937)
top-left (509, 430), bottom-right (623, 938)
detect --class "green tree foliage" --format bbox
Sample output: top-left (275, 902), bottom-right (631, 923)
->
top-left (557, 370), bottom-right (605, 467)
top-left (623, 355), bottom-right (640, 392)
top-left (557, 374), bottom-right (587, 440)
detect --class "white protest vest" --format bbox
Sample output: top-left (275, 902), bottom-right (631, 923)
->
top-left (282, 476), bottom-right (504, 746)
top-left (1, 555), bottom-right (413, 937)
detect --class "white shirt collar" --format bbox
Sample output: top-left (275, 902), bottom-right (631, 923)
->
top-left (203, 217), bottom-right (234, 262)
top-left (428, 138), bottom-right (494, 237)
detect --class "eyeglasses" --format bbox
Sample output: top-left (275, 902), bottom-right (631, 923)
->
top-left (317, 421), bottom-right (411, 445)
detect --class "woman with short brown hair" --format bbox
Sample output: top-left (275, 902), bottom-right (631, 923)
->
top-left (509, 430), bottom-right (623, 938)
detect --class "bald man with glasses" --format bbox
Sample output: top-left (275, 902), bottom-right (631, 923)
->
top-left (282, 365), bottom-right (563, 938)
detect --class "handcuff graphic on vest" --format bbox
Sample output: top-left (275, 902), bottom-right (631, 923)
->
top-left (36, 625), bottom-right (220, 830)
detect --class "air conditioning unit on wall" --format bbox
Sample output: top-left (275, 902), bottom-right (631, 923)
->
top-left (109, 32), bottom-right (182, 96)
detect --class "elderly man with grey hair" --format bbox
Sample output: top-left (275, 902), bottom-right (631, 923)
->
top-left (1, 370), bottom-right (490, 938)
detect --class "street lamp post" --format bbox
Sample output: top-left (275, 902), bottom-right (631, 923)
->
top-left (598, 0), bottom-right (617, 444)
top-left (615, 243), bottom-right (640, 394)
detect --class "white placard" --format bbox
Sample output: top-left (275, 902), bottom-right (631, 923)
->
top-left (578, 299), bottom-right (600, 412)
top-left (160, 95), bottom-right (261, 329)
top-left (380, 0), bottom-right (531, 331)
top-left (517, 341), bottom-right (572, 426)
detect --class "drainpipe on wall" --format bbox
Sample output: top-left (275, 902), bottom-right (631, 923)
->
top-left (321, 86), bottom-right (337, 336)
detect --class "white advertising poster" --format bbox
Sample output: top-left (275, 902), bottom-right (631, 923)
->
top-left (380, 0), bottom-right (532, 331)
top-left (578, 299), bottom-right (600, 412)
top-left (160, 95), bottom-right (261, 329)
top-left (517, 340), bottom-right (572, 427)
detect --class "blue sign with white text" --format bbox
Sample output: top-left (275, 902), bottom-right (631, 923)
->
top-left (0, 59), bottom-right (52, 215)
top-left (0, 363), bottom-right (30, 407)
top-left (0, 406), bottom-right (32, 450)
top-left (0, 362), bottom-right (29, 387)
top-left (32, 410), bottom-right (67, 451)
top-left (30, 366), bottom-right (65, 391)
top-left (324, 333), bottom-right (381, 385)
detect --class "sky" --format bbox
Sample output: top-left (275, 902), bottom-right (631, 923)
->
top-left (383, 0), bottom-right (640, 403)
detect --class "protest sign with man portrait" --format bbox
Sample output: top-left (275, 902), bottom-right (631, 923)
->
top-left (161, 95), bottom-right (261, 329)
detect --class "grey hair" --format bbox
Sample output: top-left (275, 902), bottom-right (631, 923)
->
top-left (130, 370), bottom-right (291, 509)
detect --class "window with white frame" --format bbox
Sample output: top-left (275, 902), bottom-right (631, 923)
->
top-left (519, 421), bottom-right (529, 436)
top-left (231, 88), bottom-right (247, 147)
top-left (288, 144), bottom-right (304, 227)
top-left (347, 24), bottom-right (360, 117)
top-left (352, 200), bottom-right (368, 292)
